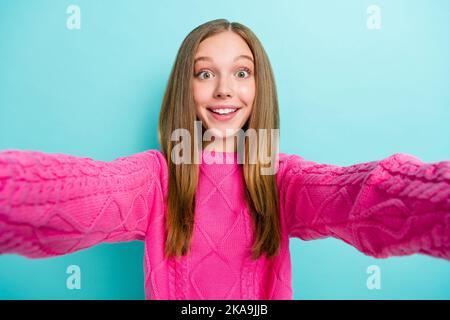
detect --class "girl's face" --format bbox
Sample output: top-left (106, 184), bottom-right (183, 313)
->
top-left (192, 31), bottom-right (255, 140)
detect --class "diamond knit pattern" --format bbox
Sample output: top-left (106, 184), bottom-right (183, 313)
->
top-left (0, 149), bottom-right (449, 299)
top-left (279, 153), bottom-right (450, 260)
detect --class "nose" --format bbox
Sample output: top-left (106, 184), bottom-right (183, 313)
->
top-left (214, 76), bottom-right (233, 99)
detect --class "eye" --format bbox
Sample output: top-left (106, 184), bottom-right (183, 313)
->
top-left (235, 68), bottom-right (251, 79)
top-left (196, 70), bottom-right (214, 80)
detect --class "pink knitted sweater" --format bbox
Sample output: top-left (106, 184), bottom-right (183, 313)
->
top-left (0, 149), bottom-right (449, 299)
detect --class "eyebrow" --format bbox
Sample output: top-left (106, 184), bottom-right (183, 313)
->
top-left (194, 54), bottom-right (254, 64)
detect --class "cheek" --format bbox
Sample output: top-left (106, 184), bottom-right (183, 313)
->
top-left (192, 81), bottom-right (212, 105)
top-left (237, 82), bottom-right (256, 105)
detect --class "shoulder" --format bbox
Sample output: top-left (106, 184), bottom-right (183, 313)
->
top-left (277, 152), bottom-right (305, 169)
top-left (143, 149), bottom-right (168, 171)
top-left (133, 150), bottom-right (169, 193)
top-left (275, 152), bottom-right (306, 181)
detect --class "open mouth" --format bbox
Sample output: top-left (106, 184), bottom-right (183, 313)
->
top-left (206, 107), bottom-right (241, 121)
top-left (206, 107), bottom-right (240, 115)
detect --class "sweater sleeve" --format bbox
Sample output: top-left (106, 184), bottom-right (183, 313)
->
top-left (0, 149), bottom-right (167, 259)
top-left (277, 153), bottom-right (450, 260)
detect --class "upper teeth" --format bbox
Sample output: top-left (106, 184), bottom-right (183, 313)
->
top-left (210, 108), bottom-right (237, 114)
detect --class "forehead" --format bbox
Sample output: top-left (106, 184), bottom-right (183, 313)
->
top-left (194, 31), bottom-right (254, 64)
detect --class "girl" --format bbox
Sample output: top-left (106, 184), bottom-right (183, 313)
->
top-left (0, 19), bottom-right (449, 300)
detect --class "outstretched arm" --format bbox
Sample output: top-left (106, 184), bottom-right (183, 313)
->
top-left (0, 149), bottom-right (167, 259)
top-left (277, 153), bottom-right (450, 260)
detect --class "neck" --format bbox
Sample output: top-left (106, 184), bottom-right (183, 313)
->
top-left (202, 137), bottom-right (237, 153)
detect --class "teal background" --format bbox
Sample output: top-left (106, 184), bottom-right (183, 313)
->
top-left (0, 0), bottom-right (449, 299)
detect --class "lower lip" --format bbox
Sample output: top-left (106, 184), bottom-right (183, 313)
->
top-left (207, 109), bottom-right (240, 121)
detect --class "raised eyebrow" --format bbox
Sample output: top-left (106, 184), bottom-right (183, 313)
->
top-left (194, 56), bottom-right (212, 64)
top-left (194, 55), bottom-right (254, 64)
top-left (234, 55), bottom-right (254, 63)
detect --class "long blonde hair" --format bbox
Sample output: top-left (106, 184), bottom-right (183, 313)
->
top-left (158, 19), bottom-right (281, 260)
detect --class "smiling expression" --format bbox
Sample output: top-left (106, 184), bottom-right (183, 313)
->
top-left (192, 31), bottom-right (256, 140)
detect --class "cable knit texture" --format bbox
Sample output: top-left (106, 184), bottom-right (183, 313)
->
top-left (0, 149), bottom-right (449, 299)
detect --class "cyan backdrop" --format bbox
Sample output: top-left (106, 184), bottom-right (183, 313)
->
top-left (0, 0), bottom-right (449, 299)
